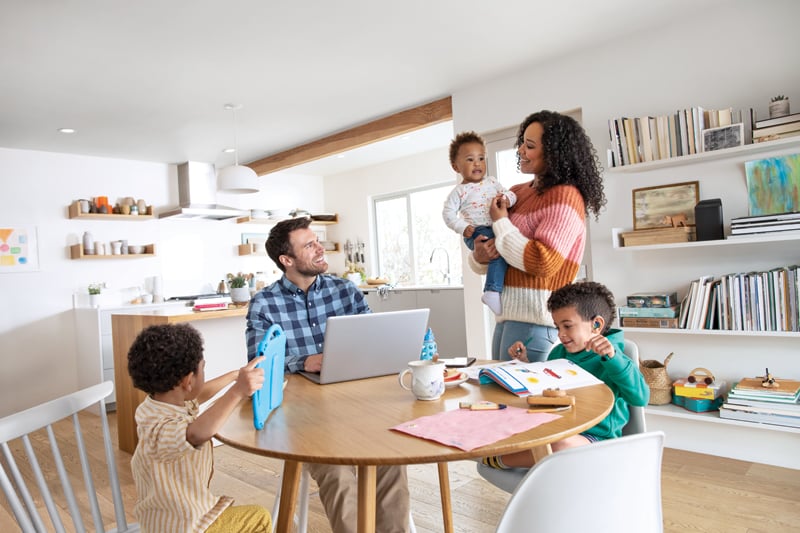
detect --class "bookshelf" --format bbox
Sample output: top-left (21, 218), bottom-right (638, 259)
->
top-left (594, 128), bottom-right (800, 468)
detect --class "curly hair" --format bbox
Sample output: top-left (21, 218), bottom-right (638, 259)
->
top-left (515, 110), bottom-right (606, 220)
top-left (449, 131), bottom-right (486, 165)
top-left (127, 324), bottom-right (204, 395)
top-left (266, 216), bottom-right (312, 272)
top-left (547, 281), bottom-right (617, 334)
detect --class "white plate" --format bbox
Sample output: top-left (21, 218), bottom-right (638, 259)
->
top-left (444, 372), bottom-right (468, 388)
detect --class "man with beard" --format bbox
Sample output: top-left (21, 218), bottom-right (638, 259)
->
top-left (245, 216), bottom-right (410, 533)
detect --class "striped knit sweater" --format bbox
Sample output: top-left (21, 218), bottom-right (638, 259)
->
top-left (470, 183), bottom-right (586, 326)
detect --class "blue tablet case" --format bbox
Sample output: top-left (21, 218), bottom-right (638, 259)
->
top-left (252, 325), bottom-right (286, 430)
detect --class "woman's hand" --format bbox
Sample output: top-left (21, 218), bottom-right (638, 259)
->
top-left (489, 193), bottom-right (509, 221)
top-left (473, 235), bottom-right (499, 264)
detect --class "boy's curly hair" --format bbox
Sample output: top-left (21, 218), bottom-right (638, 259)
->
top-left (547, 281), bottom-right (617, 334)
top-left (266, 216), bottom-right (312, 272)
top-left (127, 324), bottom-right (204, 395)
top-left (449, 131), bottom-right (486, 165)
top-left (515, 111), bottom-right (607, 220)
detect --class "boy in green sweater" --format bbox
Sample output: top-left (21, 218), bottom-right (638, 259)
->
top-left (483, 281), bottom-right (650, 469)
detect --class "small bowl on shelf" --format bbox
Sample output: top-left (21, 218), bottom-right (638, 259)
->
top-left (128, 245), bottom-right (145, 254)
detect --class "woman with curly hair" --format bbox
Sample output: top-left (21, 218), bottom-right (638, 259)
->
top-left (471, 110), bottom-right (606, 361)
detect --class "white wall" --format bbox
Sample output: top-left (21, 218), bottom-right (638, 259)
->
top-left (0, 148), bottom-right (322, 416)
top-left (322, 148), bottom-right (456, 277)
top-left (451, 0), bottom-right (800, 362)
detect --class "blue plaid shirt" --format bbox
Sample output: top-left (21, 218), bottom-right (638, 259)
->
top-left (245, 274), bottom-right (370, 373)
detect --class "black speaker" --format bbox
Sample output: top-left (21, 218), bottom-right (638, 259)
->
top-left (695, 199), bottom-right (723, 241)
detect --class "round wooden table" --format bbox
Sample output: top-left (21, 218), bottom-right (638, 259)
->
top-left (216, 372), bottom-right (613, 533)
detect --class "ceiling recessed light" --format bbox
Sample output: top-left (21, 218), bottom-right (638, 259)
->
top-left (336, 154), bottom-right (346, 159)
top-left (222, 148), bottom-right (236, 153)
top-left (58, 128), bottom-right (76, 134)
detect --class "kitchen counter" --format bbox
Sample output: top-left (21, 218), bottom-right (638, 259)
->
top-left (359, 284), bottom-right (463, 291)
top-left (112, 306), bottom-right (249, 453)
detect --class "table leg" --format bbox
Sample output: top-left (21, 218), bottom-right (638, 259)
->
top-left (437, 463), bottom-right (454, 533)
top-left (531, 443), bottom-right (552, 463)
top-left (277, 460), bottom-right (302, 533)
top-left (356, 465), bottom-right (377, 533)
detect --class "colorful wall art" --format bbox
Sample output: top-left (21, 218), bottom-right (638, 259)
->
top-left (0, 226), bottom-right (39, 272)
top-left (744, 153), bottom-right (800, 216)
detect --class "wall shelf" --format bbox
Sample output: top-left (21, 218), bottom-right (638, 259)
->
top-left (612, 228), bottom-right (800, 251)
top-left (622, 327), bottom-right (799, 338)
top-left (606, 136), bottom-right (800, 174)
top-left (237, 242), bottom-right (340, 256)
top-left (70, 243), bottom-right (156, 259)
top-left (68, 201), bottom-right (154, 220)
top-left (645, 404), bottom-right (800, 435)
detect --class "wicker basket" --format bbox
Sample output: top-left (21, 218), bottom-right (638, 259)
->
top-left (640, 352), bottom-right (674, 405)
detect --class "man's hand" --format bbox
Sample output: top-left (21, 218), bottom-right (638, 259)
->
top-left (304, 354), bottom-right (323, 373)
top-left (473, 235), bottom-right (499, 264)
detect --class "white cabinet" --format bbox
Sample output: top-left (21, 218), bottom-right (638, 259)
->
top-left (364, 287), bottom-right (468, 358)
top-left (592, 138), bottom-right (800, 469)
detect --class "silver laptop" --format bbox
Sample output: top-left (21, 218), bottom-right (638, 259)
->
top-left (300, 308), bottom-right (430, 384)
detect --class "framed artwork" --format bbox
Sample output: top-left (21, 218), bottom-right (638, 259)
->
top-left (744, 153), bottom-right (800, 216)
top-left (701, 123), bottom-right (744, 152)
top-left (632, 181), bottom-right (699, 230)
top-left (0, 226), bottom-right (39, 272)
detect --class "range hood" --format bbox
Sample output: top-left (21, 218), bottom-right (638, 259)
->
top-left (158, 161), bottom-right (247, 220)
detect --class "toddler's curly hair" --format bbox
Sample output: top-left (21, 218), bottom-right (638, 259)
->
top-left (449, 131), bottom-right (486, 165)
top-left (128, 323), bottom-right (204, 395)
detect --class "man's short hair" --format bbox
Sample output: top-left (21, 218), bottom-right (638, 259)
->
top-left (266, 217), bottom-right (312, 272)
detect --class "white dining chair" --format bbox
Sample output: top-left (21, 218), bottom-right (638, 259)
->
top-left (0, 381), bottom-right (139, 533)
top-left (271, 467), bottom-right (417, 533)
top-left (496, 431), bottom-right (665, 532)
top-left (477, 338), bottom-right (646, 493)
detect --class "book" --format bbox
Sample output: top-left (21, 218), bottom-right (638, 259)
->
top-left (621, 317), bottom-right (679, 328)
top-left (731, 212), bottom-right (800, 225)
top-left (754, 111), bottom-right (800, 129)
top-left (731, 377), bottom-right (800, 397)
top-left (723, 397), bottom-right (800, 411)
top-left (618, 305), bottom-right (680, 318)
top-left (731, 222), bottom-right (800, 235)
top-left (478, 358), bottom-right (602, 397)
top-left (721, 402), bottom-right (800, 418)
top-left (718, 407), bottom-right (800, 428)
top-left (626, 291), bottom-right (679, 308)
top-left (752, 120), bottom-right (800, 139)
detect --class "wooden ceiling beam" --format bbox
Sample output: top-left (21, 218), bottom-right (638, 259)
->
top-left (246, 96), bottom-right (452, 176)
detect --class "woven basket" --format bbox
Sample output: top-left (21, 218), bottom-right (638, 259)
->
top-left (640, 352), bottom-right (674, 405)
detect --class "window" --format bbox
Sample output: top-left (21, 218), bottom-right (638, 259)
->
top-left (373, 184), bottom-right (463, 286)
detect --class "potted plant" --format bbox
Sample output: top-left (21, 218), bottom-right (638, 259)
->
top-left (228, 274), bottom-right (251, 304)
top-left (769, 95), bottom-right (790, 118)
top-left (88, 283), bottom-right (102, 307)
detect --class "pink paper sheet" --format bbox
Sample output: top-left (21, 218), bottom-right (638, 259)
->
top-left (391, 406), bottom-right (561, 451)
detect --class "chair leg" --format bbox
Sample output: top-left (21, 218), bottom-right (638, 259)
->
top-left (408, 509), bottom-right (417, 533)
top-left (272, 466), bottom-right (310, 533)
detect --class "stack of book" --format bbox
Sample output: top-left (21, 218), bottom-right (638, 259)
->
top-left (619, 291), bottom-right (680, 328)
top-left (720, 376), bottom-right (800, 428)
top-left (192, 296), bottom-right (232, 312)
top-left (752, 112), bottom-right (800, 144)
top-left (729, 212), bottom-right (800, 237)
top-left (607, 106), bottom-right (752, 167)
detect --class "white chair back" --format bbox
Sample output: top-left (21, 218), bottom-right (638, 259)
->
top-left (0, 381), bottom-right (139, 533)
top-left (496, 431), bottom-right (665, 532)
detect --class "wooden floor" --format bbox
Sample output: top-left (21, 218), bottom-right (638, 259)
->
top-left (2, 411), bottom-right (799, 532)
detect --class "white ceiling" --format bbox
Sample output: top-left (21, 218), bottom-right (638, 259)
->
top-left (0, 0), bottom-right (708, 176)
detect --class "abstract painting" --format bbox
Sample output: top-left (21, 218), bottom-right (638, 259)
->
top-left (744, 153), bottom-right (800, 216)
top-left (0, 226), bottom-right (39, 272)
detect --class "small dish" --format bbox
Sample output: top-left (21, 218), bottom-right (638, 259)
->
top-left (444, 372), bottom-right (468, 388)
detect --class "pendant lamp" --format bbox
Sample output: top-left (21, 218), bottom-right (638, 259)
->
top-left (218, 103), bottom-right (259, 193)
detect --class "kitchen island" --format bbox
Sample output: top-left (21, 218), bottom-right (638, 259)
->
top-left (112, 306), bottom-right (248, 453)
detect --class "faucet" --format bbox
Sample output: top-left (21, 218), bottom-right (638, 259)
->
top-left (429, 247), bottom-right (451, 285)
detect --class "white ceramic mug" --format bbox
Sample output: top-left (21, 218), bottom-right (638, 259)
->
top-left (398, 360), bottom-right (445, 401)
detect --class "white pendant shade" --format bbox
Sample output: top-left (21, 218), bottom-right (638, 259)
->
top-left (218, 103), bottom-right (259, 194)
top-left (217, 164), bottom-right (259, 193)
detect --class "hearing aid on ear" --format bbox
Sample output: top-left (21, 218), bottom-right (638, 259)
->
top-left (593, 321), bottom-right (601, 329)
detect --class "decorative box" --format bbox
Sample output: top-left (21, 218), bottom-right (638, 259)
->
top-left (672, 378), bottom-right (726, 400)
top-left (672, 394), bottom-right (723, 413)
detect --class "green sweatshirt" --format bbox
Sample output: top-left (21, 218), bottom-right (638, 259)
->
top-left (547, 329), bottom-right (650, 439)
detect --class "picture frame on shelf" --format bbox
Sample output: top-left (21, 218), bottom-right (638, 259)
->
top-left (632, 181), bottom-right (699, 230)
top-left (744, 153), bottom-right (800, 215)
top-left (701, 123), bottom-right (744, 152)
